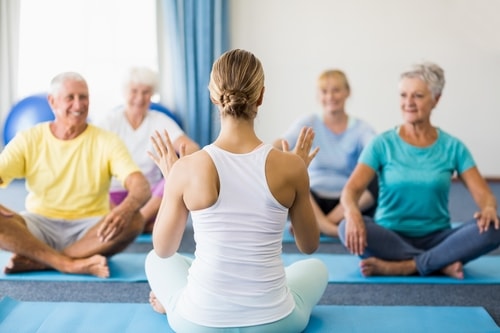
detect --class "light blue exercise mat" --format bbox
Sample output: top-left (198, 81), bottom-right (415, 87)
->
top-left (0, 297), bottom-right (498, 333)
top-left (134, 223), bottom-right (341, 244)
top-left (2, 251), bottom-right (498, 284)
top-left (0, 251), bottom-right (147, 282)
top-left (135, 233), bottom-right (153, 243)
top-left (282, 253), bottom-right (500, 284)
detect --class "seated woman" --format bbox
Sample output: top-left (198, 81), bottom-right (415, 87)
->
top-left (339, 61), bottom-right (500, 278)
top-left (97, 67), bottom-right (199, 233)
top-left (274, 69), bottom-right (377, 237)
top-left (145, 49), bottom-right (328, 332)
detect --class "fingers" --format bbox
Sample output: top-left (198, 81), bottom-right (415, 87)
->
top-left (309, 146), bottom-right (320, 161)
top-left (149, 131), bottom-right (163, 158)
top-left (281, 140), bottom-right (290, 153)
top-left (97, 218), bottom-right (121, 243)
top-left (161, 129), bottom-right (175, 154)
top-left (179, 143), bottom-right (187, 158)
top-left (347, 234), bottom-right (365, 255)
top-left (97, 215), bottom-right (119, 243)
top-left (474, 211), bottom-right (499, 233)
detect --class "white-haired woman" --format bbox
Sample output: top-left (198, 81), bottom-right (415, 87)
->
top-left (339, 62), bottom-right (500, 278)
top-left (97, 67), bottom-right (199, 233)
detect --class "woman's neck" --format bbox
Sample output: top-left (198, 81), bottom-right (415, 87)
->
top-left (214, 117), bottom-right (262, 153)
top-left (399, 123), bottom-right (438, 147)
top-left (324, 110), bottom-right (348, 134)
top-left (125, 109), bottom-right (146, 130)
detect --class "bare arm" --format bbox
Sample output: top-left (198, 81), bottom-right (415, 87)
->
top-left (314, 189), bottom-right (375, 237)
top-left (288, 159), bottom-right (320, 254)
top-left (286, 127), bottom-right (320, 253)
top-left (152, 163), bottom-right (189, 257)
top-left (139, 195), bottom-right (162, 223)
top-left (340, 163), bottom-right (376, 255)
top-left (173, 134), bottom-right (200, 155)
top-left (149, 130), bottom-right (189, 257)
top-left (460, 167), bottom-right (499, 233)
top-left (98, 171), bottom-right (150, 242)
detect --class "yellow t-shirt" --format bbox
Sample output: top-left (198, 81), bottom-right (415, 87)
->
top-left (0, 123), bottom-right (140, 219)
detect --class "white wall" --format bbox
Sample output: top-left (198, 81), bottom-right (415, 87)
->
top-left (229, 0), bottom-right (500, 176)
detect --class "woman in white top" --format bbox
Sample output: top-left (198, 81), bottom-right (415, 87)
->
top-left (145, 49), bottom-right (328, 332)
top-left (97, 67), bottom-right (199, 232)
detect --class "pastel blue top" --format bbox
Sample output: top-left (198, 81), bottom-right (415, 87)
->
top-left (360, 127), bottom-right (475, 237)
top-left (282, 114), bottom-right (376, 198)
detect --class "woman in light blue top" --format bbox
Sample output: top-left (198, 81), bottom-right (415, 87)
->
top-left (275, 70), bottom-right (377, 237)
top-left (339, 62), bottom-right (500, 278)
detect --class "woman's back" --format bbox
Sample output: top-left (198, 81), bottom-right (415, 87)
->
top-left (146, 49), bottom-right (327, 333)
top-left (177, 143), bottom-right (294, 326)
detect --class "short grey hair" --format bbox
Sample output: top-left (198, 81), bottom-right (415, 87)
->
top-left (400, 62), bottom-right (445, 98)
top-left (123, 66), bottom-right (158, 93)
top-left (49, 72), bottom-right (87, 96)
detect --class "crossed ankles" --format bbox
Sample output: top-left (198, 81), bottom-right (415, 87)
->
top-left (360, 257), bottom-right (464, 279)
top-left (4, 253), bottom-right (110, 278)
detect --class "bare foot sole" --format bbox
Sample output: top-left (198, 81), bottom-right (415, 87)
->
top-left (360, 257), bottom-right (417, 277)
top-left (149, 291), bottom-right (166, 314)
top-left (4, 254), bottom-right (50, 274)
top-left (69, 255), bottom-right (109, 278)
top-left (441, 261), bottom-right (464, 279)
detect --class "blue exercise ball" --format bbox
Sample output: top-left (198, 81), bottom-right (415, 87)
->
top-left (3, 94), bottom-right (54, 145)
top-left (149, 102), bottom-right (183, 129)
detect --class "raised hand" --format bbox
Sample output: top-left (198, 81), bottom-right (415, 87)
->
top-left (282, 127), bottom-right (319, 167)
top-left (148, 130), bottom-right (182, 178)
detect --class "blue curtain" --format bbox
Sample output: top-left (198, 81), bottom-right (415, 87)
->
top-left (158, 0), bottom-right (228, 147)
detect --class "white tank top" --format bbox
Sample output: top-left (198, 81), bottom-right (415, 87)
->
top-left (176, 143), bottom-right (294, 327)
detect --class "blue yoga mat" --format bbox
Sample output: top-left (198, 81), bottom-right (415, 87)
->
top-left (0, 251), bottom-right (147, 282)
top-left (2, 251), bottom-right (498, 284)
top-left (135, 233), bottom-right (153, 243)
top-left (136, 222), bottom-right (462, 244)
top-left (0, 297), bottom-right (498, 333)
top-left (282, 253), bottom-right (500, 284)
top-left (134, 223), bottom-right (341, 244)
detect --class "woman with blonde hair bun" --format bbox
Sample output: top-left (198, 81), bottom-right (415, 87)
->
top-left (145, 49), bottom-right (328, 332)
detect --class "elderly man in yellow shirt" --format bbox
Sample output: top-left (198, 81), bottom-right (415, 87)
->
top-left (0, 72), bottom-right (150, 278)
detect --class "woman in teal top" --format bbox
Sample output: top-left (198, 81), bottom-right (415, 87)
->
top-left (339, 62), bottom-right (500, 278)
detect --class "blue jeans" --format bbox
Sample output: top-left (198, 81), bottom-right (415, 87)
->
top-left (338, 218), bottom-right (500, 275)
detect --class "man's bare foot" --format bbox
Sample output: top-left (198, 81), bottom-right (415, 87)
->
top-left (360, 257), bottom-right (417, 277)
top-left (149, 291), bottom-right (166, 314)
top-left (441, 261), bottom-right (464, 279)
top-left (68, 255), bottom-right (109, 278)
top-left (4, 254), bottom-right (109, 278)
top-left (4, 254), bottom-right (49, 274)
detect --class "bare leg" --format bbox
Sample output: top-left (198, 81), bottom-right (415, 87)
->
top-left (149, 291), bottom-right (166, 314)
top-left (63, 212), bottom-right (144, 258)
top-left (0, 212), bottom-right (109, 278)
top-left (4, 253), bottom-right (109, 278)
top-left (310, 196), bottom-right (339, 237)
top-left (360, 257), bottom-right (417, 276)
